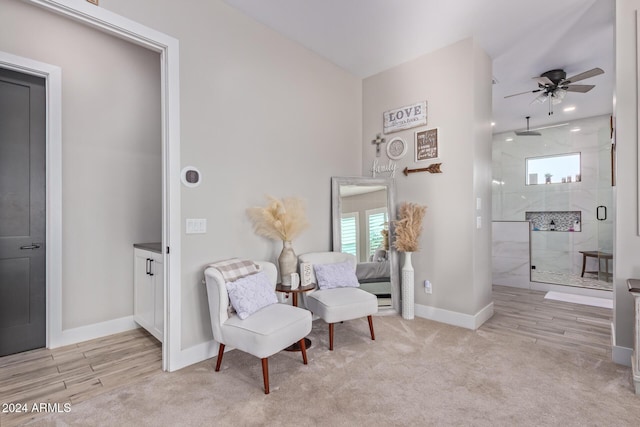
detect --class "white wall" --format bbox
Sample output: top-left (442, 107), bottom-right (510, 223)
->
top-left (0, 0), bottom-right (162, 329)
top-left (362, 38), bottom-right (493, 324)
top-left (99, 0), bottom-right (363, 349)
top-left (613, 0), bottom-right (640, 361)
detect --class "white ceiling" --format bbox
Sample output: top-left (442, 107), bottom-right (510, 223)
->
top-left (224, 0), bottom-right (614, 133)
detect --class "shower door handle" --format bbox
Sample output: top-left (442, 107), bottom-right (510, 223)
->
top-left (596, 205), bottom-right (607, 221)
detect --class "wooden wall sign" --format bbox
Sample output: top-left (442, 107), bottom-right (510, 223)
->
top-left (415, 128), bottom-right (439, 162)
top-left (383, 101), bottom-right (427, 134)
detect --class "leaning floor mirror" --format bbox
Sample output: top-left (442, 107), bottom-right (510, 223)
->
top-left (331, 176), bottom-right (398, 313)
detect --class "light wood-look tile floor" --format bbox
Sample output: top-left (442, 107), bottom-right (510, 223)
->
top-left (0, 286), bottom-right (613, 426)
top-left (480, 285), bottom-right (612, 360)
top-left (0, 328), bottom-right (162, 427)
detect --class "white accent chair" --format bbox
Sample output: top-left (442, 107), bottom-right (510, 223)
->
top-left (298, 252), bottom-right (378, 350)
top-left (204, 261), bottom-right (312, 394)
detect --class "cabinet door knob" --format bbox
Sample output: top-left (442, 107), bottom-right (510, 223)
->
top-left (149, 259), bottom-right (154, 276)
top-left (146, 258), bottom-right (151, 275)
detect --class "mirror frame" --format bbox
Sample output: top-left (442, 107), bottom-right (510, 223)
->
top-left (331, 176), bottom-right (399, 313)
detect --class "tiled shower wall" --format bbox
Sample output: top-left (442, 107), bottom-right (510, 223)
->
top-left (492, 115), bottom-right (614, 277)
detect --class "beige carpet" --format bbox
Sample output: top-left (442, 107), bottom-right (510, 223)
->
top-left (26, 315), bottom-right (639, 426)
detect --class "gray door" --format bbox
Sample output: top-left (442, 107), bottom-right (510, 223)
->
top-left (0, 68), bottom-right (46, 356)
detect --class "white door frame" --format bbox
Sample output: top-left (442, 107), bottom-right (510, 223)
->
top-left (23, 0), bottom-right (182, 371)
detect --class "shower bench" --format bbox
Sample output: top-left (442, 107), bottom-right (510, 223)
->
top-left (579, 250), bottom-right (613, 280)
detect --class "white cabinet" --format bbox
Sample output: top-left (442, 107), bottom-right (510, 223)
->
top-left (134, 246), bottom-right (164, 342)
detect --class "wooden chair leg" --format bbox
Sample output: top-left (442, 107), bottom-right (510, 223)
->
top-left (367, 315), bottom-right (375, 341)
top-left (261, 358), bottom-right (270, 394)
top-left (299, 338), bottom-right (308, 364)
top-left (329, 323), bottom-right (334, 351)
top-left (215, 343), bottom-right (225, 371)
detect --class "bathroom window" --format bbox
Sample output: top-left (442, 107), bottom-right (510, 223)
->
top-left (526, 152), bottom-right (581, 185)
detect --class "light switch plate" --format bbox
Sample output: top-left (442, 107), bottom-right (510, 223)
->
top-left (186, 218), bottom-right (207, 234)
top-left (476, 216), bottom-right (482, 229)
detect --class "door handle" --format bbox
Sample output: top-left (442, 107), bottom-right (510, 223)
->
top-left (149, 259), bottom-right (154, 276)
top-left (20, 243), bottom-right (41, 250)
top-left (596, 205), bottom-right (607, 221)
top-left (146, 258), bottom-right (151, 275)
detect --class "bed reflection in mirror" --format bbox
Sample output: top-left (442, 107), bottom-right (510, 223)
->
top-left (331, 177), bottom-right (398, 312)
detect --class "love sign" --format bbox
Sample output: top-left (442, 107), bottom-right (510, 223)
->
top-left (383, 101), bottom-right (427, 134)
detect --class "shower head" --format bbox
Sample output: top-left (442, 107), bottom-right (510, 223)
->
top-left (515, 116), bottom-right (541, 136)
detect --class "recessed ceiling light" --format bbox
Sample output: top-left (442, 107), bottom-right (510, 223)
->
top-left (563, 106), bottom-right (576, 112)
top-left (491, 122), bottom-right (496, 126)
top-left (505, 138), bottom-right (513, 141)
top-left (570, 128), bottom-right (581, 132)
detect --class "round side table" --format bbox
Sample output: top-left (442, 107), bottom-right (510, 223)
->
top-left (275, 283), bottom-right (316, 351)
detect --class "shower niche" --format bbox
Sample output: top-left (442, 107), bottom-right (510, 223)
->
top-left (525, 211), bottom-right (582, 232)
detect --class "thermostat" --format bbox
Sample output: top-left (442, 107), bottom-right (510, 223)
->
top-left (181, 166), bottom-right (202, 188)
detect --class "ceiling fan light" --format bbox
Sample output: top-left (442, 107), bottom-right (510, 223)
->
top-left (533, 93), bottom-right (548, 104)
top-left (551, 89), bottom-right (566, 105)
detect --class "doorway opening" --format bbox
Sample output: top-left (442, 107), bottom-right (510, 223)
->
top-left (5, 0), bottom-right (182, 371)
top-left (492, 115), bottom-right (614, 295)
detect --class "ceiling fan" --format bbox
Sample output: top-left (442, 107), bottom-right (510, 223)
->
top-left (505, 67), bottom-right (604, 115)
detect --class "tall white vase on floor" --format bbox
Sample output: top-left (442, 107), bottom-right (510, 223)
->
top-left (401, 251), bottom-right (414, 320)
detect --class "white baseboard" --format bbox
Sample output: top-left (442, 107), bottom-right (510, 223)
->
top-left (612, 345), bottom-right (633, 367)
top-left (415, 302), bottom-right (494, 330)
top-left (52, 316), bottom-right (138, 348)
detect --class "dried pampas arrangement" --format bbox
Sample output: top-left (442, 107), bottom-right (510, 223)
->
top-left (246, 196), bottom-right (310, 242)
top-left (393, 202), bottom-right (427, 252)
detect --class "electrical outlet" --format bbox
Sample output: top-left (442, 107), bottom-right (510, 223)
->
top-left (424, 280), bottom-right (432, 294)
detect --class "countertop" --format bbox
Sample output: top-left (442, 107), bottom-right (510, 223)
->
top-left (628, 279), bottom-right (640, 293)
top-left (133, 242), bottom-right (162, 254)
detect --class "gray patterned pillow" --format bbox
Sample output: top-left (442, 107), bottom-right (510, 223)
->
top-left (314, 261), bottom-right (360, 290)
top-left (226, 271), bottom-right (278, 320)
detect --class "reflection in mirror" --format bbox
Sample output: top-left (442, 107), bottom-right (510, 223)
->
top-left (331, 177), bottom-right (398, 312)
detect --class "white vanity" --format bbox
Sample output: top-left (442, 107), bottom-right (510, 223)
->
top-left (133, 243), bottom-right (164, 342)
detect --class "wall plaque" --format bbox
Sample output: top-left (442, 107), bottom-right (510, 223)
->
top-left (383, 101), bottom-right (427, 134)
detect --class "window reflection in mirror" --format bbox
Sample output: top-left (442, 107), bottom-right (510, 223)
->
top-left (526, 152), bottom-right (581, 185)
top-left (339, 185), bottom-right (388, 263)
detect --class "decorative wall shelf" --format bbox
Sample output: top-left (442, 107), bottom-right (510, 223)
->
top-left (525, 211), bottom-right (582, 232)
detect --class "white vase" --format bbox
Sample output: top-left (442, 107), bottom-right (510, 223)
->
top-left (401, 251), bottom-right (415, 320)
top-left (278, 240), bottom-right (298, 286)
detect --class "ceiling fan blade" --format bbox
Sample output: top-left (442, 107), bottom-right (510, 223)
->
top-left (564, 84), bottom-right (595, 93)
top-left (504, 89), bottom-right (541, 99)
top-left (562, 67), bottom-right (604, 84)
top-left (533, 76), bottom-right (554, 86)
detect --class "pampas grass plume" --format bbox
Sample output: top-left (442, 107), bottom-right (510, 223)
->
top-left (393, 202), bottom-right (427, 252)
top-left (247, 196), bottom-right (310, 241)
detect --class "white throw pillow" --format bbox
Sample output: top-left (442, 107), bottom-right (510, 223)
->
top-left (314, 261), bottom-right (360, 290)
top-left (226, 271), bottom-right (278, 320)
